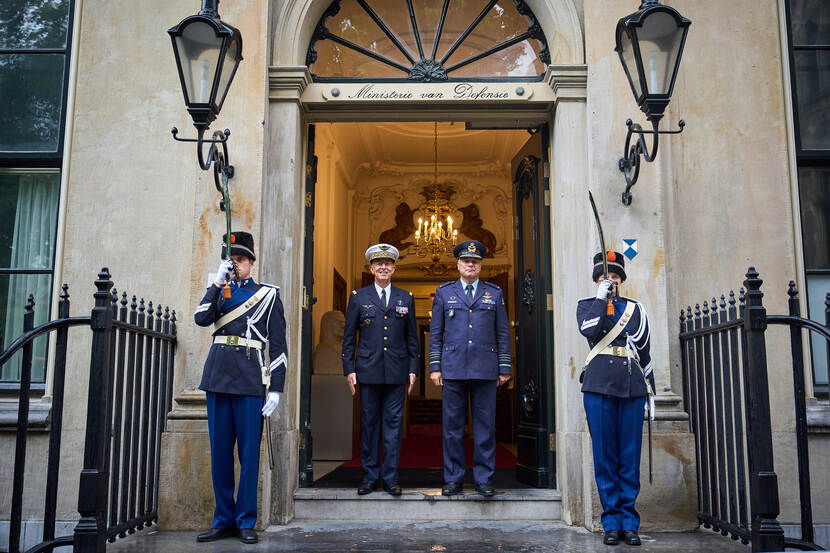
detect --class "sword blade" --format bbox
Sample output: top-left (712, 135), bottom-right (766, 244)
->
top-left (265, 414), bottom-right (275, 471)
top-left (588, 191), bottom-right (608, 278)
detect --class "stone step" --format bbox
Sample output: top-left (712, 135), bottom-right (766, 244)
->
top-left (293, 488), bottom-right (562, 522)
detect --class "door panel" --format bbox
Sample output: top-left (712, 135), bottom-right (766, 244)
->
top-left (511, 126), bottom-right (555, 488)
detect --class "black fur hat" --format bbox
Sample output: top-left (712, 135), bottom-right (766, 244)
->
top-left (222, 231), bottom-right (256, 261)
top-left (592, 251), bottom-right (625, 282)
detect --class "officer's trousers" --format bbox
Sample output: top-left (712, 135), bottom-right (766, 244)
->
top-left (442, 379), bottom-right (497, 485)
top-left (583, 391), bottom-right (645, 532)
top-left (206, 391), bottom-right (263, 529)
top-left (360, 383), bottom-right (406, 486)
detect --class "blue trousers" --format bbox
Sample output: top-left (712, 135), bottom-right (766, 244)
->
top-left (442, 379), bottom-right (497, 484)
top-left (206, 391), bottom-right (263, 529)
top-left (360, 383), bottom-right (406, 486)
top-left (583, 392), bottom-right (645, 532)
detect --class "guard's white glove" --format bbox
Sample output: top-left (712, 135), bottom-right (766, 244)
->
top-left (214, 259), bottom-right (234, 286)
top-left (262, 391), bottom-right (280, 417)
top-left (596, 279), bottom-right (614, 300)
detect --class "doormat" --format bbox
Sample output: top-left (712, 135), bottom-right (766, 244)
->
top-left (312, 467), bottom-right (532, 489)
top-left (340, 425), bottom-right (517, 469)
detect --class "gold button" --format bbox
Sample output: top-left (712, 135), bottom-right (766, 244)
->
top-left (384, 347), bottom-right (387, 351)
top-left (469, 309), bottom-right (472, 313)
top-left (384, 336), bottom-right (388, 340)
top-left (468, 340), bottom-right (473, 344)
top-left (468, 324), bottom-right (472, 328)
top-left (384, 326), bottom-right (388, 330)
top-left (384, 316), bottom-right (388, 319)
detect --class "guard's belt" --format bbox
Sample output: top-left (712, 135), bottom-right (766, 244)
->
top-left (213, 336), bottom-right (263, 350)
top-left (599, 346), bottom-right (629, 358)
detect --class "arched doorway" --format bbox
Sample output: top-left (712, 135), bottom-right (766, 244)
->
top-left (295, 0), bottom-right (559, 492)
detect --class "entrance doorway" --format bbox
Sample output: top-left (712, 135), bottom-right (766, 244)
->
top-left (299, 121), bottom-right (554, 489)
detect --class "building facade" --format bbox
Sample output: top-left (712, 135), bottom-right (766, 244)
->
top-left (1, 0), bottom-right (829, 543)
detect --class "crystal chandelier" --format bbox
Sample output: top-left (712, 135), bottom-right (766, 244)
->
top-left (415, 122), bottom-right (458, 263)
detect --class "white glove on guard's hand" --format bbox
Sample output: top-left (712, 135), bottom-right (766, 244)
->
top-left (596, 279), bottom-right (613, 300)
top-left (214, 259), bottom-right (234, 286)
top-left (262, 391), bottom-right (280, 417)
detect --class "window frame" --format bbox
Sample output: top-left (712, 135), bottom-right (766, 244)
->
top-left (785, 0), bottom-right (830, 398)
top-left (0, 0), bottom-right (75, 391)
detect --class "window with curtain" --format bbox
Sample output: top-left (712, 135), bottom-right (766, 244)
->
top-left (786, 0), bottom-right (830, 397)
top-left (306, 0), bottom-right (550, 81)
top-left (0, 0), bottom-right (73, 388)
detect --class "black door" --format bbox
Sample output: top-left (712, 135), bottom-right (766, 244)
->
top-left (511, 126), bottom-right (555, 488)
top-left (298, 124), bottom-right (317, 487)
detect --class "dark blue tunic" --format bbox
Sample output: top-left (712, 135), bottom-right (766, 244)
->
top-left (194, 278), bottom-right (288, 395)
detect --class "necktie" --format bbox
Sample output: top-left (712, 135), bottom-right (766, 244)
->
top-left (466, 284), bottom-right (473, 303)
top-left (381, 288), bottom-right (387, 309)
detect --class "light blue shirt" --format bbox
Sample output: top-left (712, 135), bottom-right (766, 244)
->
top-left (459, 278), bottom-right (479, 299)
top-left (374, 282), bottom-right (391, 305)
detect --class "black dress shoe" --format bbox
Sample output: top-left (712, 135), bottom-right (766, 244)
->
top-left (357, 482), bottom-right (377, 495)
top-left (383, 483), bottom-right (402, 496)
top-left (603, 530), bottom-right (620, 545)
top-left (196, 527), bottom-right (237, 542)
top-left (441, 482), bottom-right (463, 496)
top-left (474, 483), bottom-right (495, 497)
top-left (239, 528), bottom-right (258, 544)
top-left (622, 530), bottom-right (641, 545)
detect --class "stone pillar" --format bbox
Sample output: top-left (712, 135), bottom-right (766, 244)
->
top-left (547, 64), bottom-right (697, 532)
top-left (261, 66), bottom-right (312, 524)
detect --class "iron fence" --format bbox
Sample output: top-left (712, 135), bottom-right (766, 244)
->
top-left (680, 267), bottom-right (825, 552)
top-left (3, 268), bottom-right (177, 553)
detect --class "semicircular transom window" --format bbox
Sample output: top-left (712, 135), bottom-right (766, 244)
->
top-left (307, 0), bottom-right (550, 81)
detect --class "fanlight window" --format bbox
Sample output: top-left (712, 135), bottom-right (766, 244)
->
top-left (307, 0), bottom-right (550, 81)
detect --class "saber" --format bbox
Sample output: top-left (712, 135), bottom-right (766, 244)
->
top-left (265, 412), bottom-right (275, 471)
top-left (220, 170), bottom-right (234, 299)
top-left (588, 191), bottom-right (614, 316)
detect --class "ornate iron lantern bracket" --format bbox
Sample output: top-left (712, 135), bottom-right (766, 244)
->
top-left (618, 118), bottom-right (685, 205)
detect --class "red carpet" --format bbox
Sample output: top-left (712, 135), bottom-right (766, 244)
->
top-left (342, 424), bottom-right (517, 469)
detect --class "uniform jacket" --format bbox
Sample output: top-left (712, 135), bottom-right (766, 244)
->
top-left (577, 294), bottom-right (653, 398)
top-left (429, 280), bottom-right (511, 380)
top-left (195, 279), bottom-right (287, 396)
top-left (341, 284), bottom-right (420, 384)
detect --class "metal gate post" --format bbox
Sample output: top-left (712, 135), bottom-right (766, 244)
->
top-left (742, 268), bottom-right (784, 552)
top-left (73, 269), bottom-right (115, 553)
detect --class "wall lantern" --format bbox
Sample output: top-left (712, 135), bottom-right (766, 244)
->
top-left (615, 0), bottom-right (690, 205)
top-left (169, 0), bottom-right (243, 190)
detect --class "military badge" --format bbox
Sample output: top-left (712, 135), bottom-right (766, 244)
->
top-left (396, 305), bottom-right (409, 315)
top-left (467, 242), bottom-right (476, 253)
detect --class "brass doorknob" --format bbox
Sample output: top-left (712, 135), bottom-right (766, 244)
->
top-left (510, 320), bottom-right (517, 328)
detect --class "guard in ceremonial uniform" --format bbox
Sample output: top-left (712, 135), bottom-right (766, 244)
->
top-left (429, 240), bottom-right (511, 497)
top-left (577, 251), bottom-right (654, 546)
top-left (341, 244), bottom-right (419, 495)
top-left (194, 232), bottom-right (287, 545)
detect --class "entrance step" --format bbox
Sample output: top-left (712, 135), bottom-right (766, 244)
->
top-left (293, 488), bottom-right (561, 522)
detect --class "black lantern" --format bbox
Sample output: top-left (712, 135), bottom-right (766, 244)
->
top-left (615, 0), bottom-right (690, 205)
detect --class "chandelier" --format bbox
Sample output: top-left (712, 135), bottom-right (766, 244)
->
top-left (415, 122), bottom-right (458, 265)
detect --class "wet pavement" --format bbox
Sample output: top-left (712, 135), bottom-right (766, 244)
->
top-left (106, 522), bottom-right (753, 553)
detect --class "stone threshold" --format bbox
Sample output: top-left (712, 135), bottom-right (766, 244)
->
top-left (294, 488), bottom-right (561, 501)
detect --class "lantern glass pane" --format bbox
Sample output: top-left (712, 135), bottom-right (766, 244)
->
top-left (175, 21), bottom-right (223, 105)
top-left (618, 29), bottom-right (642, 99)
top-left (216, 35), bottom-right (241, 112)
top-left (635, 11), bottom-right (684, 95)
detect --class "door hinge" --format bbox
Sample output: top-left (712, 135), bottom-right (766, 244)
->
top-left (305, 192), bottom-right (312, 207)
top-left (546, 293), bottom-right (553, 311)
top-left (543, 162), bottom-right (550, 178)
top-left (302, 285), bottom-right (309, 310)
top-left (299, 433), bottom-right (306, 450)
top-left (549, 433), bottom-right (556, 451)
top-left (544, 189), bottom-right (550, 206)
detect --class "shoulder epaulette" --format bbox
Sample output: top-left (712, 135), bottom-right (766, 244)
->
top-left (408, 291), bottom-right (413, 296)
top-left (351, 290), bottom-right (357, 295)
top-left (260, 283), bottom-right (280, 291)
top-left (483, 281), bottom-right (501, 290)
top-left (438, 281), bottom-right (454, 289)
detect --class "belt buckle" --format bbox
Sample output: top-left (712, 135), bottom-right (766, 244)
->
top-left (227, 336), bottom-right (239, 346)
top-left (611, 346), bottom-right (624, 357)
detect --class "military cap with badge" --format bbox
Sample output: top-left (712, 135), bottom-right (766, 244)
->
top-left (365, 243), bottom-right (400, 262)
top-left (453, 240), bottom-right (486, 259)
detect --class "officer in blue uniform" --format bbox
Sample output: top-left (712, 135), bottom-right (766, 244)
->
top-left (341, 243), bottom-right (419, 496)
top-left (429, 240), bottom-right (511, 497)
top-left (194, 231), bottom-right (287, 545)
top-left (577, 251), bottom-right (654, 546)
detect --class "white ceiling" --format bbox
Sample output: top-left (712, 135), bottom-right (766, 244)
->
top-left (323, 122), bottom-right (531, 179)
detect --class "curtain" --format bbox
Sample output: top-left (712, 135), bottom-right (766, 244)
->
top-left (1, 172), bottom-right (59, 382)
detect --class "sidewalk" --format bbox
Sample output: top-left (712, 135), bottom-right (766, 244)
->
top-left (106, 522), bottom-right (753, 553)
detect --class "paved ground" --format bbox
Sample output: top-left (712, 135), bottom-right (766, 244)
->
top-left (107, 522), bottom-right (753, 553)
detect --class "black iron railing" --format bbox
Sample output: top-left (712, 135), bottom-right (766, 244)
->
top-left (680, 267), bottom-right (824, 552)
top-left (4, 268), bottom-right (177, 553)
